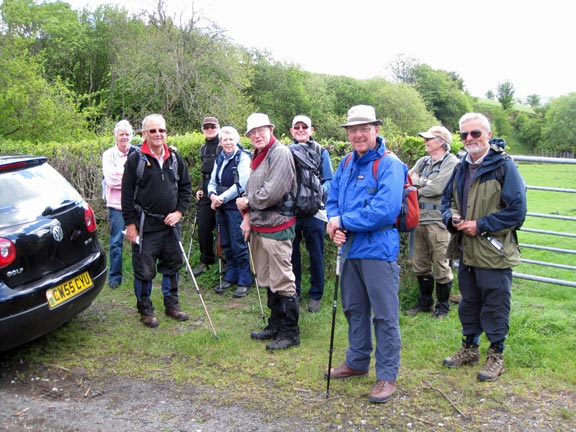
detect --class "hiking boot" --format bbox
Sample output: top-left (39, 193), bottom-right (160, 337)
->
top-left (308, 299), bottom-right (321, 312)
top-left (192, 263), bottom-right (209, 277)
top-left (405, 304), bottom-right (434, 316)
top-left (214, 281), bottom-right (233, 294)
top-left (433, 308), bottom-right (448, 319)
top-left (324, 363), bottom-right (368, 379)
top-left (165, 307), bottom-right (189, 321)
top-left (368, 381), bottom-right (396, 404)
top-left (232, 286), bottom-right (250, 298)
top-left (140, 313), bottom-right (159, 328)
top-left (443, 342), bottom-right (480, 368)
top-left (109, 281), bottom-right (120, 289)
top-left (251, 326), bottom-right (278, 340)
top-left (477, 349), bottom-right (505, 382)
top-left (265, 335), bottom-right (300, 350)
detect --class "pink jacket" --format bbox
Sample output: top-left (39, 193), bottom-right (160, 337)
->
top-left (102, 145), bottom-right (130, 210)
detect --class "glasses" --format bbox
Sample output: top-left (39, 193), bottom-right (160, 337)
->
top-left (247, 126), bottom-right (269, 138)
top-left (203, 124), bottom-right (218, 130)
top-left (459, 130), bottom-right (482, 140)
top-left (292, 125), bottom-right (309, 130)
top-left (347, 126), bottom-right (373, 135)
top-left (146, 128), bottom-right (166, 134)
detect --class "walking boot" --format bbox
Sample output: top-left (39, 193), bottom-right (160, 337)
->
top-left (443, 341), bottom-right (480, 368)
top-left (138, 295), bottom-right (158, 328)
top-left (165, 305), bottom-right (189, 321)
top-left (266, 295), bottom-right (300, 350)
top-left (406, 276), bottom-right (434, 316)
top-left (251, 289), bottom-right (281, 340)
top-left (433, 281), bottom-right (452, 318)
top-left (477, 348), bottom-right (505, 382)
top-left (163, 276), bottom-right (189, 321)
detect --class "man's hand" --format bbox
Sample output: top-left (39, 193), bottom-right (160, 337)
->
top-left (240, 214), bottom-right (251, 241)
top-left (210, 194), bottom-right (223, 210)
top-left (196, 190), bottom-right (204, 200)
top-left (236, 196), bottom-right (249, 212)
top-left (164, 211), bottom-right (183, 227)
top-left (124, 224), bottom-right (139, 244)
top-left (455, 219), bottom-right (478, 237)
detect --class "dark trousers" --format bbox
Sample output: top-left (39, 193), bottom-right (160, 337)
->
top-left (291, 216), bottom-right (326, 300)
top-left (197, 197), bottom-right (216, 265)
top-left (457, 261), bottom-right (512, 343)
top-left (218, 208), bottom-right (252, 286)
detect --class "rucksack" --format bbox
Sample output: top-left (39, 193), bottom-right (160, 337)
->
top-left (344, 150), bottom-right (419, 232)
top-left (289, 143), bottom-right (324, 217)
top-left (134, 146), bottom-right (179, 200)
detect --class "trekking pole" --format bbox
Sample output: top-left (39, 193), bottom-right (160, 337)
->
top-left (172, 227), bottom-right (218, 338)
top-left (216, 209), bottom-right (223, 289)
top-left (246, 239), bottom-right (266, 325)
top-left (326, 246), bottom-right (342, 399)
top-left (186, 205), bottom-right (198, 263)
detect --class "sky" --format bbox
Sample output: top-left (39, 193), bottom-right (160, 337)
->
top-left (65, 0), bottom-right (574, 101)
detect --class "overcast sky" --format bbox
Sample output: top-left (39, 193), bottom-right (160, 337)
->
top-left (66, 0), bottom-right (573, 101)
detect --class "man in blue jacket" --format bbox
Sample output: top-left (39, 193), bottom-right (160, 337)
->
top-left (325, 105), bottom-right (407, 404)
top-left (441, 112), bottom-right (526, 382)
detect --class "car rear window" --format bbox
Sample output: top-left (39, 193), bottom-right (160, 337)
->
top-left (0, 163), bottom-right (83, 226)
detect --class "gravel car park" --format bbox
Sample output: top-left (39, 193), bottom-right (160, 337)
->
top-left (0, 154), bottom-right (107, 351)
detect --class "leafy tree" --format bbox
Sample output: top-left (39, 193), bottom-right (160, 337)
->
top-left (365, 78), bottom-right (437, 136)
top-left (541, 93), bottom-right (576, 154)
top-left (525, 94), bottom-right (541, 108)
top-left (497, 81), bottom-right (515, 110)
top-left (408, 64), bottom-right (472, 130)
top-left (513, 112), bottom-right (543, 152)
top-left (485, 90), bottom-right (495, 100)
top-left (0, 41), bottom-right (89, 141)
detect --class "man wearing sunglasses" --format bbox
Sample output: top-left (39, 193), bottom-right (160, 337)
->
top-left (406, 126), bottom-right (458, 319)
top-left (288, 115), bottom-right (334, 312)
top-left (192, 116), bottom-right (222, 277)
top-left (441, 112), bottom-right (526, 382)
top-left (122, 114), bottom-right (193, 328)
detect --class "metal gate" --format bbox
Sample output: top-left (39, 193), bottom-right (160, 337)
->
top-left (513, 155), bottom-right (576, 288)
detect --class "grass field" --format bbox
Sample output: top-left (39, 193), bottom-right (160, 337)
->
top-left (1, 162), bottom-right (574, 430)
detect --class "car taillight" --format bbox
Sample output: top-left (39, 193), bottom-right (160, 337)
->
top-left (0, 238), bottom-right (16, 268)
top-left (84, 205), bottom-right (97, 233)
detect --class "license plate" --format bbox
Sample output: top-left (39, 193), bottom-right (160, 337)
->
top-left (46, 272), bottom-right (93, 309)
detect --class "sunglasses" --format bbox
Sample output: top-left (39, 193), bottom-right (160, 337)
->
top-left (459, 130), bottom-right (482, 140)
top-left (147, 128), bottom-right (166, 134)
top-left (293, 125), bottom-right (309, 130)
top-left (203, 124), bottom-right (218, 130)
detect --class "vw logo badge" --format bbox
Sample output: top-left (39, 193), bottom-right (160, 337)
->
top-left (52, 224), bottom-right (64, 242)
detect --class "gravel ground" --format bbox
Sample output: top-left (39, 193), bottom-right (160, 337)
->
top-left (0, 367), bottom-right (318, 432)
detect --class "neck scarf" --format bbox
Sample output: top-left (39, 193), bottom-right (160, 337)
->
top-left (251, 136), bottom-right (276, 170)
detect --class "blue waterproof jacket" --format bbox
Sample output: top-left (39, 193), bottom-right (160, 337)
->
top-left (326, 136), bottom-right (407, 261)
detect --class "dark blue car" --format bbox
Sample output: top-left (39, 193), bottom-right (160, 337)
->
top-left (0, 155), bottom-right (107, 351)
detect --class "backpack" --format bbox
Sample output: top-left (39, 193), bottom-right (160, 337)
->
top-left (289, 143), bottom-right (324, 217)
top-left (344, 150), bottom-right (419, 232)
top-left (134, 146), bottom-right (179, 200)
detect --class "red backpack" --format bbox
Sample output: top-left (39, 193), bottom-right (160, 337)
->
top-left (343, 150), bottom-right (419, 232)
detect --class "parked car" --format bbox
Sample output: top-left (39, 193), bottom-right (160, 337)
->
top-left (0, 155), bottom-right (107, 351)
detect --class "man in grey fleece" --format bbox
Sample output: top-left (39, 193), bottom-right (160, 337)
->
top-left (236, 113), bottom-right (300, 351)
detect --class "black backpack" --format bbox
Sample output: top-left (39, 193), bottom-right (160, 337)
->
top-left (289, 143), bottom-right (324, 217)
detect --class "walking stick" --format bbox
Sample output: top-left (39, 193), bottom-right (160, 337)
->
top-left (172, 227), bottom-right (218, 338)
top-left (186, 206), bottom-right (198, 263)
top-left (246, 239), bottom-right (266, 324)
top-left (216, 209), bottom-right (223, 290)
top-left (326, 247), bottom-right (342, 399)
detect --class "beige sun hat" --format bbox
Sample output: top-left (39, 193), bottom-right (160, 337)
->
top-left (341, 105), bottom-right (384, 127)
top-left (245, 113), bottom-right (275, 136)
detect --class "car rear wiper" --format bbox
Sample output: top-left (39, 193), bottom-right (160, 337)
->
top-left (42, 200), bottom-right (76, 216)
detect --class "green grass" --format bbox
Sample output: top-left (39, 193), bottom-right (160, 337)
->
top-left (1, 163), bottom-right (575, 430)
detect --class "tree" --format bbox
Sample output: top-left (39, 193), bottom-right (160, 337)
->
top-left (541, 93), bottom-right (576, 154)
top-left (0, 41), bottom-right (89, 141)
top-left (408, 64), bottom-right (472, 130)
top-left (485, 90), bottom-right (495, 100)
top-left (525, 94), bottom-right (541, 108)
top-left (497, 81), bottom-right (515, 111)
